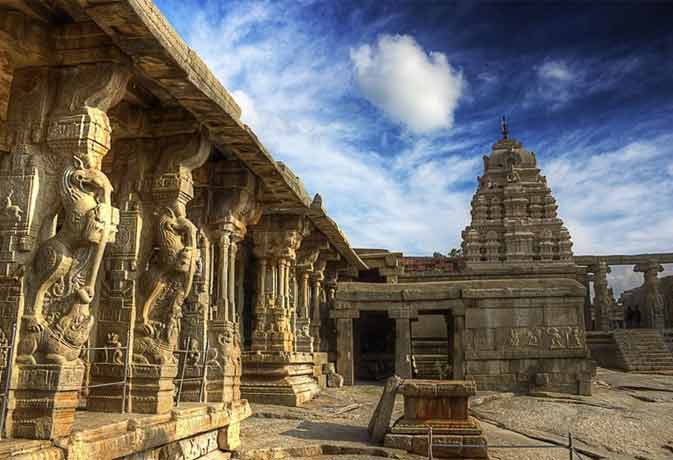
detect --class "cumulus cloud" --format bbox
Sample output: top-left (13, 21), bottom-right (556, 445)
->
top-left (175, 2), bottom-right (476, 255)
top-left (350, 34), bottom-right (465, 133)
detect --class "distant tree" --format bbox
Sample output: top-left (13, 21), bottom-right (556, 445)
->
top-left (448, 247), bottom-right (463, 257)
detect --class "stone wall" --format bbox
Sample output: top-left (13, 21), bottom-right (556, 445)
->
top-left (334, 278), bottom-right (593, 395)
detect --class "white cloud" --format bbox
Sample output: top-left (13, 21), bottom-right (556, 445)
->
top-left (350, 34), bottom-right (465, 133)
top-left (179, 3), bottom-right (475, 255)
top-left (538, 60), bottom-right (575, 82)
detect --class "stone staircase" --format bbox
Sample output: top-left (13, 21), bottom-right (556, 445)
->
top-left (662, 329), bottom-right (673, 353)
top-left (612, 329), bottom-right (673, 372)
top-left (411, 338), bottom-right (451, 379)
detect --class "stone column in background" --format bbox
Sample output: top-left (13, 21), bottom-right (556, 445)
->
top-left (634, 261), bottom-right (665, 329)
top-left (592, 261), bottom-right (611, 331)
top-left (310, 260), bottom-right (326, 352)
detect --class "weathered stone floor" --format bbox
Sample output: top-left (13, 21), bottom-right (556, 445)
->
top-left (239, 368), bottom-right (673, 460)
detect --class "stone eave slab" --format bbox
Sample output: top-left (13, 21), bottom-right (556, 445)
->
top-left (77, 0), bottom-right (311, 209)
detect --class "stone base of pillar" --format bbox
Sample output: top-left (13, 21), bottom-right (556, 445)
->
top-left (295, 334), bottom-right (314, 353)
top-left (177, 365), bottom-right (207, 403)
top-left (128, 364), bottom-right (177, 414)
top-left (9, 363), bottom-right (85, 439)
top-left (312, 352), bottom-right (329, 389)
top-left (86, 363), bottom-right (127, 412)
top-left (205, 369), bottom-right (241, 404)
top-left (241, 351), bottom-right (320, 406)
top-left (311, 324), bottom-right (321, 351)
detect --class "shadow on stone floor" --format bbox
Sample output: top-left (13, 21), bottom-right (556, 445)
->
top-left (281, 420), bottom-right (371, 443)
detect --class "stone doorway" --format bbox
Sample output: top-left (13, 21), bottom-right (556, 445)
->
top-left (354, 311), bottom-right (395, 381)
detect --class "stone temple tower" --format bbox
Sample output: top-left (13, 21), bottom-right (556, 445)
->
top-left (461, 118), bottom-right (574, 274)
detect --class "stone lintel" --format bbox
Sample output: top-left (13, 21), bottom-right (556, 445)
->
top-left (330, 309), bottom-right (360, 319)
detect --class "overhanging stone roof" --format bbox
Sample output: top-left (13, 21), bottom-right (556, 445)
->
top-left (9, 0), bottom-right (365, 269)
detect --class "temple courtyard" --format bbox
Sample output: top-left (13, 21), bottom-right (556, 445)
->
top-left (237, 368), bottom-right (673, 460)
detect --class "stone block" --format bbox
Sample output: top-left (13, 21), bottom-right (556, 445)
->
top-left (218, 421), bottom-right (240, 451)
top-left (326, 372), bottom-right (343, 388)
top-left (466, 308), bottom-right (543, 329)
top-left (368, 375), bottom-right (401, 443)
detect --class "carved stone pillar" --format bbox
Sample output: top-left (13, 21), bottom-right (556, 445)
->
top-left (203, 159), bottom-right (260, 406)
top-left (310, 265), bottom-right (325, 352)
top-left (294, 267), bottom-right (313, 353)
top-left (125, 132), bottom-right (210, 414)
top-left (1, 63), bottom-right (129, 439)
top-left (634, 261), bottom-right (665, 329)
top-left (204, 228), bottom-right (241, 405)
top-left (592, 261), bottom-right (611, 331)
top-left (241, 214), bottom-right (320, 406)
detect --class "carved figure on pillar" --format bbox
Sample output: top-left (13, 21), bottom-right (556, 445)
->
top-left (133, 202), bottom-right (198, 365)
top-left (4, 63), bottom-right (129, 439)
top-left (17, 157), bottom-right (117, 364)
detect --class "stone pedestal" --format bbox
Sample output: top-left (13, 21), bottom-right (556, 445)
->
top-left (9, 364), bottom-right (85, 439)
top-left (241, 351), bottom-right (320, 406)
top-left (86, 363), bottom-right (127, 412)
top-left (384, 380), bottom-right (488, 459)
top-left (128, 364), bottom-right (178, 414)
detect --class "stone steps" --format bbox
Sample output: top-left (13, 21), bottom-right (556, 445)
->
top-left (612, 329), bottom-right (673, 372)
top-left (411, 339), bottom-right (451, 379)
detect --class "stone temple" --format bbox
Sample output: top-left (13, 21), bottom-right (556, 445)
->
top-left (0, 1), bottom-right (671, 460)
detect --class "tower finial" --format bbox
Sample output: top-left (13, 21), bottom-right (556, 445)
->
top-left (501, 115), bottom-right (509, 140)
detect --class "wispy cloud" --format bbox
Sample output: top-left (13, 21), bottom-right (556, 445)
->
top-left (350, 34), bottom-right (465, 133)
top-left (155, 0), bottom-right (673, 295)
top-left (177, 1), bottom-right (475, 254)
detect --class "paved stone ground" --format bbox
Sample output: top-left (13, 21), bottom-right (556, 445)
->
top-left (238, 368), bottom-right (673, 460)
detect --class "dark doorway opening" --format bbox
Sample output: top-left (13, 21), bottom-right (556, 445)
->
top-left (354, 311), bottom-right (395, 381)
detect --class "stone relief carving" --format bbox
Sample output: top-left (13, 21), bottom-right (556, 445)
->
top-left (17, 157), bottom-right (118, 365)
top-left (134, 203), bottom-right (198, 365)
top-left (505, 326), bottom-right (584, 350)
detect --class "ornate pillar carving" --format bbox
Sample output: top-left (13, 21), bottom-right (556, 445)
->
top-left (127, 132), bottom-right (210, 414)
top-left (250, 219), bottom-right (304, 353)
top-left (310, 259), bottom-right (326, 352)
top-left (0, 63), bottom-right (129, 439)
top-left (202, 159), bottom-right (260, 405)
top-left (294, 243), bottom-right (320, 353)
top-left (634, 261), bottom-right (665, 329)
top-left (242, 214), bottom-right (321, 406)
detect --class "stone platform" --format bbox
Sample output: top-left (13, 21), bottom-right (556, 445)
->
top-left (0, 401), bottom-right (250, 460)
top-left (241, 351), bottom-right (320, 406)
top-left (384, 380), bottom-right (488, 459)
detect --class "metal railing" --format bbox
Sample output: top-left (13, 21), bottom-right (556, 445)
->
top-left (81, 328), bottom-right (133, 413)
top-left (428, 427), bottom-right (585, 460)
top-left (173, 336), bottom-right (209, 406)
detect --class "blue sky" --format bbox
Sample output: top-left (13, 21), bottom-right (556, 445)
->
top-left (154, 0), bottom-right (673, 293)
